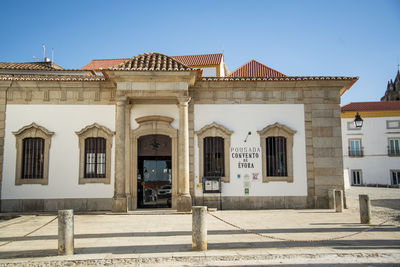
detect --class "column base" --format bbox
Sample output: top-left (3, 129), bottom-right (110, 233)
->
top-left (177, 194), bottom-right (192, 212)
top-left (112, 196), bottom-right (128, 212)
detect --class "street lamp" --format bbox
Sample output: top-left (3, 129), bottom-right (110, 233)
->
top-left (354, 112), bottom-right (363, 128)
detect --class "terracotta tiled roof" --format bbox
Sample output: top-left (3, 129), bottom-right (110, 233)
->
top-left (202, 76), bottom-right (357, 81)
top-left (0, 74), bottom-right (105, 82)
top-left (171, 53), bottom-right (223, 66)
top-left (110, 52), bottom-right (193, 71)
top-left (227, 60), bottom-right (286, 78)
top-left (0, 62), bottom-right (61, 70)
top-left (341, 101), bottom-right (400, 112)
top-left (82, 58), bottom-right (128, 70)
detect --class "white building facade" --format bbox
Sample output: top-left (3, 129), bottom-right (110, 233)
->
top-left (341, 101), bottom-right (400, 188)
top-left (0, 53), bottom-right (357, 212)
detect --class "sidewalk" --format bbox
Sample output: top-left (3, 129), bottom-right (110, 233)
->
top-left (0, 209), bottom-right (399, 266)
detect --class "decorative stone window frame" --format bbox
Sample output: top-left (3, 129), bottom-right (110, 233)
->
top-left (257, 122), bottom-right (296, 183)
top-left (76, 123), bottom-right (114, 184)
top-left (195, 122), bottom-right (233, 183)
top-left (13, 123), bottom-right (54, 185)
top-left (386, 120), bottom-right (400, 129)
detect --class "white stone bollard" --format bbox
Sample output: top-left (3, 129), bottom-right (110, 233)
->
top-left (192, 206), bottom-right (207, 251)
top-left (359, 194), bottom-right (371, 224)
top-left (58, 209), bottom-right (74, 255)
top-left (334, 190), bottom-right (343, 212)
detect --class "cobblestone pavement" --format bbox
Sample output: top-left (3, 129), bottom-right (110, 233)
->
top-left (0, 187), bottom-right (398, 266)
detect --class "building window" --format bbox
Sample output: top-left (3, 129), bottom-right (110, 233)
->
top-left (348, 139), bottom-right (363, 157)
top-left (386, 120), bottom-right (400, 129)
top-left (351, 170), bottom-right (362, 185)
top-left (258, 123), bottom-right (296, 183)
top-left (13, 123), bottom-right (54, 185)
top-left (388, 138), bottom-right (400, 156)
top-left (84, 137), bottom-right (106, 178)
top-left (195, 122), bottom-right (233, 183)
top-left (391, 170), bottom-right (400, 186)
top-left (22, 138), bottom-right (45, 179)
top-left (76, 123), bottom-right (114, 184)
top-left (266, 137), bottom-right (287, 177)
top-left (204, 137), bottom-right (224, 177)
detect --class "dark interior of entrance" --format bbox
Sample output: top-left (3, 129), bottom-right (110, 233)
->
top-left (137, 135), bottom-right (172, 208)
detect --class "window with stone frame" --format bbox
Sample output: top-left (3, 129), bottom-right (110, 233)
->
top-left (13, 123), bottom-right (54, 185)
top-left (388, 138), bottom-right (400, 156)
top-left (84, 137), bottom-right (106, 178)
top-left (195, 122), bottom-right (233, 183)
top-left (348, 138), bottom-right (363, 157)
top-left (76, 123), bottom-right (114, 184)
top-left (391, 170), bottom-right (400, 186)
top-left (258, 123), bottom-right (296, 183)
top-left (266, 136), bottom-right (288, 177)
top-left (203, 136), bottom-right (225, 177)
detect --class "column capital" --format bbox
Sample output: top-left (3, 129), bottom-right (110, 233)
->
top-left (115, 95), bottom-right (128, 104)
top-left (177, 96), bottom-right (191, 105)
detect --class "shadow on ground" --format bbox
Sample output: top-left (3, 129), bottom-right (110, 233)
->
top-left (0, 225), bottom-right (399, 242)
top-left (371, 199), bottom-right (400, 211)
top-left (0, 239), bottom-right (399, 259)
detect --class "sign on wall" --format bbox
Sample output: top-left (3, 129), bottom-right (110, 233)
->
top-left (231, 147), bottom-right (261, 168)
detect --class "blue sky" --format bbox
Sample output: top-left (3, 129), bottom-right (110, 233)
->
top-left (1, 0), bottom-right (399, 104)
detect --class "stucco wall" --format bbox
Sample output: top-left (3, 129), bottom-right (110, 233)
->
top-left (2, 104), bottom-right (115, 200)
top-left (194, 104), bottom-right (307, 197)
top-left (342, 116), bottom-right (400, 186)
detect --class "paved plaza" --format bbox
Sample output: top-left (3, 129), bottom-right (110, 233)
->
top-left (0, 188), bottom-right (398, 266)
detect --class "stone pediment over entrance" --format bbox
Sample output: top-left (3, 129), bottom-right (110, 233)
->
top-left (102, 53), bottom-right (199, 99)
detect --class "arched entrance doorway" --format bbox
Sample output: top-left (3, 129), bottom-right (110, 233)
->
top-left (130, 116), bottom-right (178, 210)
top-left (137, 134), bottom-right (172, 208)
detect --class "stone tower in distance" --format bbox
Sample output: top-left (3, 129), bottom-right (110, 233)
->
top-left (381, 71), bottom-right (400, 101)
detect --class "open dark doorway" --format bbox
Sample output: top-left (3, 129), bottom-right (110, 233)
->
top-left (137, 135), bottom-right (172, 208)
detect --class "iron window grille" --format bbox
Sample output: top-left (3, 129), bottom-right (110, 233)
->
top-left (84, 137), bottom-right (106, 178)
top-left (21, 137), bottom-right (44, 179)
top-left (266, 136), bottom-right (287, 177)
top-left (203, 137), bottom-right (225, 177)
top-left (348, 147), bottom-right (364, 157)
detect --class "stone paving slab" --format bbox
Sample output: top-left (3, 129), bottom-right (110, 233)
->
top-left (0, 209), bottom-right (399, 265)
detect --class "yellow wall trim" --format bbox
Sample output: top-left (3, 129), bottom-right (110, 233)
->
top-left (341, 110), bottom-right (400, 118)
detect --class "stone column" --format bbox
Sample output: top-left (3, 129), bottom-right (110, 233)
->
top-left (125, 102), bottom-right (133, 210)
top-left (177, 96), bottom-right (192, 212)
top-left (112, 96), bottom-right (128, 212)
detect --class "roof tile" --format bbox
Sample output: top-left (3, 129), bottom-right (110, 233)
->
top-left (0, 62), bottom-right (61, 70)
top-left (341, 101), bottom-right (400, 112)
top-left (227, 60), bottom-right (286, 78)
top-left (111, 52), bottom-right (193, 71)
top-left (172, 53), bottom-right (223, 66)
top-left (82, 58), bottom-right (128, 70)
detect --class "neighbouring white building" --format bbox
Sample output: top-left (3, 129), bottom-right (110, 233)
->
top-left (0, 52), bottom-right (357, 212)
top-left (341, 101), bottom-right (400, 188)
